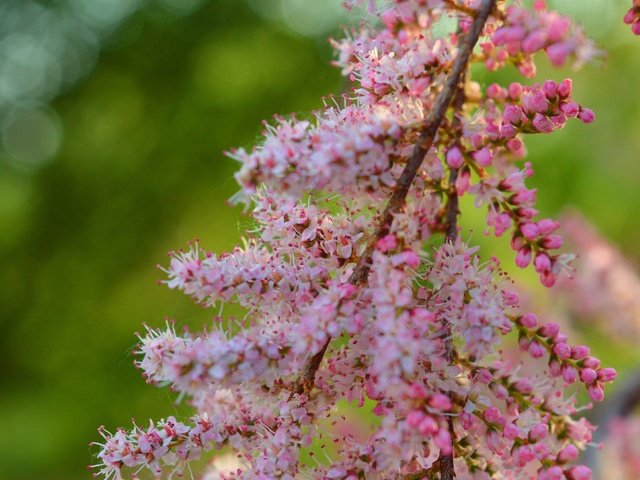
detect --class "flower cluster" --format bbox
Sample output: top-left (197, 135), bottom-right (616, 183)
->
top-left (93, 1), bottom-right (627, 479)
top-left (485, 1), bottom-right (597, 76)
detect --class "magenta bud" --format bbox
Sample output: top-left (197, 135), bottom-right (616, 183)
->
top-left (516, 246), bottom-right (532, 268)
top-left (578, 108), bottom-right (596, 124)
top-left (504, 423), bottom-right (521, 441)
top-left (542, 80), bottom-right (558, 99)
top-left (549, 359), bottom-right (562, 377)
top-left (562, 365), bottom-right (578, 384)
top-left (560, 101), bottom-right (580, 117)
top-left (508, 82), bottom-right (523, 100)
top-left (587, 383), bottom-right (605, 402)
top-left (472, 147), bottom-right (493, 167)
top-left (418, 415), bottom-right (439, 435)
top-left (520, 313), bottom-right (539, 328)
top-left (624, 8), bottom-right (638, 24)
top-left (476, 368), bottom-right (493, 384)
top-left (557, 79), bottom-right (573, 98)
top-left (579, 368), bottom-right (598, 384)
top-left (567, 465), bottom-right (592, 480)
top-left (521, 223), bottom-right (540, 240)
top-left (571, 345), bottom-right (590, 360)
top-left (484, 407), bottom-right (503, 423)
top-left (553, 342), bottom-right (571, 360)
top-left (406, 410), bottom-right (425, 428)
top-left (446, 146), bottom-right (464, 169)
top-left (598, 367), bottom-right (617, 382)
top-left (428, 394), bottom-right (452, 411)
top-left (558, 444), bottom-right (580, 463)
top-left (539, 322), bottom-right (560, 338)
top-left (529, 422), bottom-right (549, 442)
top-left (529, 340), bottom-right (546, 359)
top-left (407, 382), bottom-right (428, 399)
top-left (537, 218), bottom-right (560, 235)
top-left (542, 234), bottom-right (563, 249)
top-left (582, 356), bottom-right (601, 369)
top-left (534, 254), bottom-right (552, 274)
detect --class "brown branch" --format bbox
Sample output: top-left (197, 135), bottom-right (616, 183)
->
top-left (292, 2), bottom-right (497, 446)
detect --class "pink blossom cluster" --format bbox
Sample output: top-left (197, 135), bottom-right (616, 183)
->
top-left (625, 0), bottom-right (640, 35)
top-left (484, 1), bottom-right (597, 76)
top-left (513, 314), bottom-right (616, 402)
top-left (93, 1), bottom-right (626, 479)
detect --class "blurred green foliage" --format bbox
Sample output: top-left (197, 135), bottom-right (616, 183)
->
top-left (0, 1), bottom-right (638, 479)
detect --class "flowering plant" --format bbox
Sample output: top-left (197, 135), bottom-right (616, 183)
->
top-left (93, 1), bottom-right (638, 479)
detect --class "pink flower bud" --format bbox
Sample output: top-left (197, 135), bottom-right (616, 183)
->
top-left (513, 445), bottom-right (536, 467)
top-left (514, 378), bottom-right (533, 394)
top-left (549, 360), bottom-right (562, 377)
top-left (476, 368), bottom-right (493, 384)
top-left (560, 101), bottom-right (580, 117)
top-left (598, 367), bottom-right (617, 382)
top-left (503, 422), bottom-right (521, 440)
top-left (376, 234), bottom-right (397, 253)
top-left (539, 322), bottom-right (560, 338)
top-left (508, 82), bottom-right (523, 100)
top-left (562, 365), bottom-right (578, 384)
top-left (500, 124), bottom-right (517, 139)
top-left (542, 80), bottom-right (558, 99)
top-left (446, 146), bottom-right (464, 169)
top-left (534, 254), bottom-right (552, 273)
top-left (537, 218), bottom-right (560, 235)
top-left (529, 340), bottom-right (546, 359)
top-left (516, 246), bottom-right (532, 268)
top-left (566, 466), bottom-right (592, 480)
top-left (582, 356), bottom-right (601, 369)
top-left (484, 407), bottom-right (503, 424)
top-left (547, 42), bottom-right (571, 66)
top-left (522, 91), bottom-right (549, 114)
top-left (579, 368), bottom-right (598, 384)
top-left (406, 410), bottom-right (425, 428)
top-left (558, 444), bottom-right (579, 463)
top-left (529, 422), bottom-right (549, 442)
top-left (553, 342), bottom-right (571, 360)
top-left (428, 394), bottom-right (452, 411)
top-left (624, 7), bottom-right (639, 24)
top-left (520, 313), bottom-right (539, 328)
top-left (434, 428), bottom-right (452, 455)
top-left (487, 83), bottom-right (506, 100)
top-left (503, 104), bottom-right (525, 125)
top-left (578, 108), bottom-right (596, 124)
top-left (548, 17), bottom-right (570, 42)
top-left (507, 137), bottom-right (524, 153)
top-left (633, 21), bottom-right (640, 35)
top-left (540, 466), bottom-right (565, 480)
top-left (571, 345), bottom-right (590, 360)
top-left (455, 168), bottom-right (471, 195)
top-left (557, 78), bottom-right (573, 98)
top-left (418, 415), bottom-right (439, 435)
top-left (407, 382), bottom-right (428, 399)
top-left (542, 234), bottom-right (563, 249)
top-left (588, 383), bottom-right (605, 402)
top-left (540, 270), bottom-right (557, 287)
top-left (521, 223), bottom-right (540, 240)
top-left (533, 113), bottom-right (555, 133)
top-left (472, 147), bottom-right (493, 167)
top-left (522, 31), bottom-right (547, 53)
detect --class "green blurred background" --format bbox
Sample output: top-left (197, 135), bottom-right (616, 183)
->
top-left (0, 1), bottom-right (638, 479)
